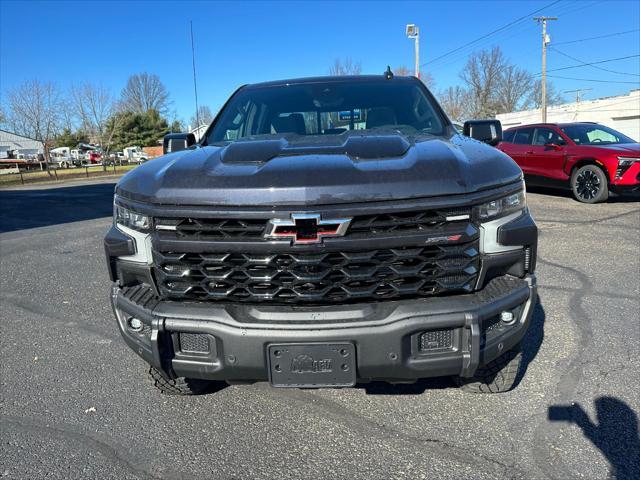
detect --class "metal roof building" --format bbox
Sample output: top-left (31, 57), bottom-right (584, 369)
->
top-left (0, 129), bottom-right (45, 159)
top-left (496, 90), bottom-right (640, 141)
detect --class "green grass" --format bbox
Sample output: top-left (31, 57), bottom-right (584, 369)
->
top-left (0, 164), bottom-right (139, 187)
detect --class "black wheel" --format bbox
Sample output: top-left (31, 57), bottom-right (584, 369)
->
top-left (148, 367), bottom-right (222, 395)
top-left (571, 165), bottom-right (609, 203)
top-left (453, 343), bottom-right (522, 393)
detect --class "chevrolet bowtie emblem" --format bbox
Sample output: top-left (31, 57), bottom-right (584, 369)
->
top-left (265, 214), bottom-right (352, 244)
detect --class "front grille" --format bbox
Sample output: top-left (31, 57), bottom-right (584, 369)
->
top-left (154, 207), bottom-right (470, 241)
top-left (153, 240), bottom-right (480, 305)
top-left (156, 218), bottom-right (266, 239)
top-left (348, 207), bottom-right (470, 236)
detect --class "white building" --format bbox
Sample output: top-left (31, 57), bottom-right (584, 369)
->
top-left (188, 123), bottom-right (209, 142)
top-left (0, 129), bottom-right (45, 159)
top-left (496, 90), bottom-right (640, 141)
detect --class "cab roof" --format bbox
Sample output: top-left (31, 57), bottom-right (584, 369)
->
top-left (504, 122), bottom-right (599, 130)
top-left (244, 75), bottom-right (419, 89)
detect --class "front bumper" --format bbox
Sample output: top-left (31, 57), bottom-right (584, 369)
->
top-left (111, 274), bottom-right (537, 384)
top-left (611, 162), bottom-right (640, 195)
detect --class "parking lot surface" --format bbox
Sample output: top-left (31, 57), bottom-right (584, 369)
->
top-left (1, 179), bottom-right (638, 479)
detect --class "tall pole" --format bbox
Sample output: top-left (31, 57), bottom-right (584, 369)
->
top-left (190, 20), bottom-right (200, 133)
top-left (534, 17), bottom-right (557, 123)
top-left (414, 27), bottom-right (420, 79)
top-left (406, 24), bottom-right (420, 79)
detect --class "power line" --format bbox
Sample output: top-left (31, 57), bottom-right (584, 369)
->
top-left (426, 0), bottom-right (606, 73)
top-left (541, 54), bottom-right (640, 74)
top-left (551, 47), bottom-right (640, 77)
top-left (553, 29), bottom-right (640, 46)
top-left (547, 74), bottom-right (640, 84)
top-left (422, 0), bottom-right (563, 67)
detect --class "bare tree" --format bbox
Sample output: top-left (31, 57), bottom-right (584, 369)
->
top-left (460, 46), bottom-right (507, 118)
top-left (495, 64), bottom-right (533, 113)
top-left (7, 79), bottom-right (63, 160)
top-left (59, 98), bottom-right (76, 132)
top-left (394, 65), bottom-right (435, 90)
top-left (101, 100), bottom-right (126, 155)
top-left (120, 72), bottom-right (170, 114)
top-left (438, 86), bottom-right (472, 122)
top-left (329, 57), bottom-right (362, 76)
top-left (190, 105), bottom-right (213, 128)
top-left (71, 83), bottom-right (114, 145)
top-left (526, 79), bottom-right (564, 109)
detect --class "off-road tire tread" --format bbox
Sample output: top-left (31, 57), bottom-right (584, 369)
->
top-left (454, 344), bottom-right (522, 394)
top-left (148, 367), bottom-right (215, 395)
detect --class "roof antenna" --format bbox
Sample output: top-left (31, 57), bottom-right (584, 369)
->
top-left (384, 66), bottom-right (394, 79)
top-left (190, 20), bottom-right (200, 133)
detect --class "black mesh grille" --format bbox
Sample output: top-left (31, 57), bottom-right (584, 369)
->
top-left (349, 207), bottom-right (470, 236)
top-left (153, 240), bottom-right (480, 305)
top-left (418, 329), bottom-right (454, 351)
top-left (156, 218), bottom-right (266, 239)
top-left (179, 333), bottom-right (210, 353)
top-left (154, 207), bottom-right (471, 241)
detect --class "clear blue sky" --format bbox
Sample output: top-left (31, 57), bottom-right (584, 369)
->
top-left (1, 0), bottom-right (639, 125)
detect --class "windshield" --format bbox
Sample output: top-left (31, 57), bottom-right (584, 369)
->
top-left (560, 124), bottom-right (636, 145)
top-left (205, 79), bottom-right (447, 144)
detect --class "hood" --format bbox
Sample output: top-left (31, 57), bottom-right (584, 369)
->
top-left (590, 143), bottom-right (640, 155)
top-left (116, 132), bottom-right (522, 206)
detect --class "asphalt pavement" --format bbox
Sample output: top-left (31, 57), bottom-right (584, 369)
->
top-left (0, 178), bottom-right (638, 479)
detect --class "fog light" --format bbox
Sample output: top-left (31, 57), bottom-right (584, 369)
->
top-left (500, 310), bottom-right (515, 325)
top-left (128, 317), bottom-right (144, 332)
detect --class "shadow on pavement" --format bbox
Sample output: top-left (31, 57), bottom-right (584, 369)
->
top-left (548, 397), bottom-right (640, 479)
top-left (513, 297), bottom-right (546, 389)
top-left (0, 182), bottom-right (115, 233)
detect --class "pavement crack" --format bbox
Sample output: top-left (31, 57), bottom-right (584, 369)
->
top-left (535, 208), bottom-right (640, 226)
top-left (0, 293), bottom-right (118, 342)
top-left (538, 284), bottom-right (638, 301)
top-left (259, 385), bottom-right (525, 477)
top-left (531, 256), bottom-right (596, 480)
top-left (0, 414), bottom-right (186, 480)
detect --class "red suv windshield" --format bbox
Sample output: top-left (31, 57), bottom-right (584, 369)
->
top-left (560, 124), bottom-right (636, 145)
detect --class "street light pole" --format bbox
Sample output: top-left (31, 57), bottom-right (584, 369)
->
top-left (534, 16), bottom-right (557, 122)
top-left (406, 24), bottom-right (420, 79)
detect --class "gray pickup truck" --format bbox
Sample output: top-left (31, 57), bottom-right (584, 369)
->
top-left (105, 72), bottom-right (538, 394)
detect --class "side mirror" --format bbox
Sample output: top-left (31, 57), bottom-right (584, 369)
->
top-left (163, 133), bottom-right (196, 154)
top-left (463, 120), bottom-right (503, 146)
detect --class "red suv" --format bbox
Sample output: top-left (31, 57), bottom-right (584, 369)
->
top-left (498, 122), bottom-right (639, 203)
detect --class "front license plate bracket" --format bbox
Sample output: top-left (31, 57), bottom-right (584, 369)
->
top-left (267, 342), bottom-right (356, 388)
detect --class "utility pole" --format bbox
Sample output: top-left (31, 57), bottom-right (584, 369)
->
top-left (564, 88), bottom-right (592, 120)
top-left (564, 88), bottom-right (592, 103)
top-left (406, 24), bottom-right (420, 79)
top-left (534, 16), bottom-right (557, 122)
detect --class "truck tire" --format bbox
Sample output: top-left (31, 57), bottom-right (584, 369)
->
top-left (453, 343), bottom-right (522, 393)
top-left (148, 367), bottom-right (220, 395)
top-left (571, 164), bottom-right (609, 203)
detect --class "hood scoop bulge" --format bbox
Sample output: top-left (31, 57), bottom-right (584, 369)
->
top-left (219, 134), bottom-right (411, 164)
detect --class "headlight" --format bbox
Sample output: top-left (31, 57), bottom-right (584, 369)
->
top-left (476, 189), bottom-right (526, 221)
top-left (617, 156), bottom-right (640, 166)
top-left (616, 157), bottom-right (639, 179)
top-left (115, 205), bottom-right (151, 232)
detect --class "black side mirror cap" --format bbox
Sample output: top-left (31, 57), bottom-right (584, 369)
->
top-left (163, 133), bottom-right (196, 154)
top-left (463, 120), bottom-right (503, 146)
